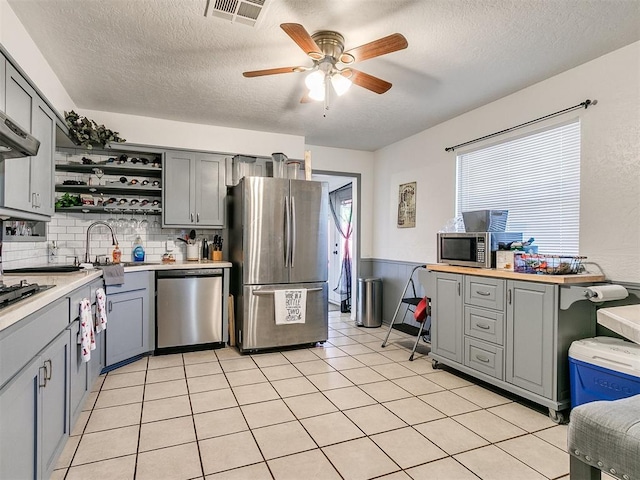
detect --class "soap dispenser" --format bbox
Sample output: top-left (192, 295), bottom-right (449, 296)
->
top-left (132, 235), bottom-right (145, 262)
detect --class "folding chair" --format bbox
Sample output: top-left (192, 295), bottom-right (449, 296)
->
top-left (381, 264), bottom-right (428, 350)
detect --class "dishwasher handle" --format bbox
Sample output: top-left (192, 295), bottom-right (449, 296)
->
top-left (157, 268), bottom-right (223, 278)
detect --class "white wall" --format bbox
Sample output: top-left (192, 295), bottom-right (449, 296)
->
top-left (305, 145), bottom-right (374, 259)
top-left (373, 42), bottom-right (640, 283)
top-left (79, 109), bottom-right (305, 159)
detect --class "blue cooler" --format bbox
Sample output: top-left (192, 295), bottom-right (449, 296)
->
top-left (569, 336), bottom-right (640, 408)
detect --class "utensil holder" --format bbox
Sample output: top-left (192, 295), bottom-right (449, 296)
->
top-left (186, 244), bottom-right (199, 261)
top-left (212, 250), bottom-right (223, 261)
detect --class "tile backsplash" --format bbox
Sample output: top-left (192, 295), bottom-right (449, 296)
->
top-left (2, 212), bottom-right (224, 269)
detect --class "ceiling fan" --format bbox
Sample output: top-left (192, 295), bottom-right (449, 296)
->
top-left (243, 23), bottom-right (408, 103)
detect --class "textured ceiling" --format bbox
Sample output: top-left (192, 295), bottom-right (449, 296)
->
top-left (7, 0), bottom-right (640, 151)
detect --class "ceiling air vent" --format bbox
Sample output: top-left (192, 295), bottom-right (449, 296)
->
top-left (205, 0), bottom-right (269, 27)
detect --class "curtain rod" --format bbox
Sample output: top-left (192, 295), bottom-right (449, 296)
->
top-left (445, 99), bottom-right (597, 152)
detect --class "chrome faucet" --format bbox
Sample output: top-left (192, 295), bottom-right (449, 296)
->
top-left (85, 221), bottom-right (118, 264)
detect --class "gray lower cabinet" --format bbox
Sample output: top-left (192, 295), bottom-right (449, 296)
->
top-left (427, 270), bottom-right (596, 419)
top-left (163, 151), bottom-right (226, 228)
top-left (0, 56), bottom-right (5, 111)
top-left (505, 280), bottom-right (555, 397)
top-left (430, 272), bottom-right (463, 363)
top-left (68, 319), bottom-right (88, 427)
top-left (1, 60), bottom-right (55, 219)
top-left (0, 329), bottom-right (70, 480)
top-left (105, 271), bottom-right (153, 366)
top-left (67, 278), bottom-right (106, 426)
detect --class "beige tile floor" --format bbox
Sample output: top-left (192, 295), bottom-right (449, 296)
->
top-left (52, 311), bottom-right (615, 480)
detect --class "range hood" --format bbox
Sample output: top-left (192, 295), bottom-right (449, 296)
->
top-left (0, 110), bottom-right (40, 159)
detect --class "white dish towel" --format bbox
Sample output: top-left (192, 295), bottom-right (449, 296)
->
top-left (79, 298), bottom-right (95, 363)
top-left (274, 289), bottom-right (307, 325)
top-left (95, 288), bottom-right (108, 333)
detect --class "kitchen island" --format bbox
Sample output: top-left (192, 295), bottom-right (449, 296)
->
top-left (423, 264), bottom-right (606, 424)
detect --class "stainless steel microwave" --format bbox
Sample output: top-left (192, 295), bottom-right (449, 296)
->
top-left (437, 232), bottom-right (522, 268)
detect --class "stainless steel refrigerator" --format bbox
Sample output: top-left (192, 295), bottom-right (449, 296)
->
top-left (229, 177), bottom-right (329, 353)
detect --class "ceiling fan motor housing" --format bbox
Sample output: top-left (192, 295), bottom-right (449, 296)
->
top-left (311, 31), bottom-right (354, 64)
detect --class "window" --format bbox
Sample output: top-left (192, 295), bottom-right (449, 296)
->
top-left (456, 121), bottom-right (580, 254)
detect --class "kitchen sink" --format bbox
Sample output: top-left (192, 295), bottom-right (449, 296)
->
top-left (117, 262), bottom-right (159, 267)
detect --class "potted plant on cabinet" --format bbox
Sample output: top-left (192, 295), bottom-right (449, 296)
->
top-left (64, 110), bottom-right (126, 149)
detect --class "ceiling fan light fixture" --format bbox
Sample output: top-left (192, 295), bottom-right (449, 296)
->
top-left (305, 70), bottom-right (325, 90)
top-left (308, 86), bottom-right (325, 101)
top-left (331, 73), bottom-right (352, 96)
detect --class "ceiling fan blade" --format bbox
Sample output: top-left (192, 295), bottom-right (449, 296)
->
top-left (281, 23), bottom-right (323, 59)
top-left (243, 66), bottom-right (303, 78)
top-left (343, 33), bottom-right (408, 63)
top-left (300, 92), bottom-right (314, 103)
top-left (348, 69), bottom-right (392, 94)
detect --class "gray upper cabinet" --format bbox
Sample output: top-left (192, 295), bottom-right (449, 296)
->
top-left (431, 272), bottom-right (463, 364)
top-left (0, 60), bottom-right (55, 219)
top-left (164, 151), bottom-right (226, 228)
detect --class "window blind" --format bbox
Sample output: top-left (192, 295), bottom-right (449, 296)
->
top-left (456, 121), bottom-right (580, 255)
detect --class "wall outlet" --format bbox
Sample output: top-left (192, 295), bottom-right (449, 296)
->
top-left (165, 239), bottom-right (175, 252)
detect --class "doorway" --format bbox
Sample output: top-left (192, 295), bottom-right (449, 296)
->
top-left (313, 172), bottom-right (359, 320)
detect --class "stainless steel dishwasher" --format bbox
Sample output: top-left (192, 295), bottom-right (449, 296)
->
top-left (156, 268), bottom-right (224, 352)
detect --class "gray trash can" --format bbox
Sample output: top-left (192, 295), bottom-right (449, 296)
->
top-left (356, 277), bottom-right (383, 327)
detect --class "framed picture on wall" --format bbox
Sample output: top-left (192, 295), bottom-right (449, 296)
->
top-left (397, 181), bottom-right (416, 228)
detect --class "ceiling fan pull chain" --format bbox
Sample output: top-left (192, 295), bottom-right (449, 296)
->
top-left (323, 76), bottom-right (330, 117)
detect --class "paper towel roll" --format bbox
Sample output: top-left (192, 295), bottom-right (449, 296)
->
top-left (585, 285), bottom-right (629, 302)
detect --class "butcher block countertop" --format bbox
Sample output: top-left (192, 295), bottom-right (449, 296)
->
top-left (427, 264), bottom-right (606, 284)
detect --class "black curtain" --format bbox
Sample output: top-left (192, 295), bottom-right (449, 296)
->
top-left (329, 184), bottom-right (353, 313)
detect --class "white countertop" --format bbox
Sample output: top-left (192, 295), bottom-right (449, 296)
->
top-left (0, 269), bottom-right (103, 332)
top-left (1, 260), bottom-right (232, 332)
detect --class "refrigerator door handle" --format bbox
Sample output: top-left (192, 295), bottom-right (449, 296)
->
top-left (290, 195), bottom-right (296, 268)
top-left (284, 195), bottom-right (290, 267)
top-left (253, 287), bottom-right (323, 296)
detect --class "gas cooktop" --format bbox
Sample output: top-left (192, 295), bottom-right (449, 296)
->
top-left (0, 281), bottom-right (55, 309)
